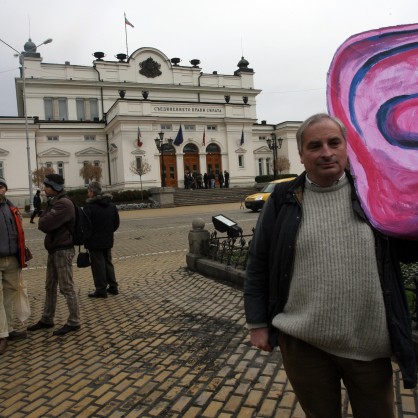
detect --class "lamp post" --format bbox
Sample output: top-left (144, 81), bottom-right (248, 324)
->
top-left (0, 37), bottom-right (53, 211)
top-left (266, 133), bottom-right (283, 179)
top-left (154, 131), bottom-right (173, 187)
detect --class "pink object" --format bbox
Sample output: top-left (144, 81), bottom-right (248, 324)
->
top-left (327, 24), bottom-right (418, 239)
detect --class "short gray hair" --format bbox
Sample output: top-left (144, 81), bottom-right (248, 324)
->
top-left (88, 181), bottom-right (102, 195)
top-left (296, 113), bottom-right (347, 154)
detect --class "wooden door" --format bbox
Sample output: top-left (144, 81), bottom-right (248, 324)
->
top-left (160, 154), bottom-right (177, 187)
top-left (206, 154), bottom-right (222, 186)
top-left (183, 154), bottom-right (200, 175)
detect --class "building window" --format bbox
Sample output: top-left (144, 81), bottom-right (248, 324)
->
top-left (84, 135), bottom-right (95, 141)
top-left (184, 125), bottom-right (195, 131)
top-left (57, 161), bottom-right (64, 177)
top-left (76, 99), bottom-right (85, 121)
top-left (47, 136), bottom-right (59, 141)
top-left (44, 98), bottom-right (53, 120)
top-left (136, 156), bottom-right (142, 170)
top-left (258, 158), bottom-right (263, 175)
top-left (90, 99), bottom-right (99, 120)
top-left (161, 124), bottom-right (172, 131)
top-left (45, 162), bottom-right (53, 169)
top-left (238, 155), bottom-right (244, 168)
top-left (58, 98), bottom-right (68, 120)
top-left (0, 161), bottom-right (3, 178)
top-left (207, 125), bottom-right (217, 131)
top-left (266, 158), bottom-right (271, 175)
top-left (259, 136), bottom-right (266, 141)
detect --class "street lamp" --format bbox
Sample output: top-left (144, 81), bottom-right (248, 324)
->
top-left (266, 133), bottom-right (283, 179)
top-left (154, 131), bottom-right (173, 187)
top-left (0, 37), bottom-right (53, 211)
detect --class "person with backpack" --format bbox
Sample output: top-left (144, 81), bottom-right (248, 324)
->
top-left (83, 182), bottom-right (120, 298)
top-left (27, 174), bottom-right (81, 336)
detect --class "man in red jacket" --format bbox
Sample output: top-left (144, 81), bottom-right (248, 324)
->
top-left (0, 177), bottom-right (28, 354)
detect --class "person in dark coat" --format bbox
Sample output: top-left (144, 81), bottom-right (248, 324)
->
top-left (30, 190), bottom-right (42, 223)
top-left (203, 173), bottom-right (208, 189)
top-left (218, 172), bottom-right (224, 188)
top-left (83, 182), bottom-right (120, 298)
top-left (224, 170), bottom-right (230, 188)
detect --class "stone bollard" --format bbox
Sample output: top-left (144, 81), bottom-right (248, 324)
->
top-left (186, 218), bottom-right (210, 271)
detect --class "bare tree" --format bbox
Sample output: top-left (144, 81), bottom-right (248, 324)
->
top-left (32, 166), bottom-right (55, 188)
top-left (277, 156), bottom-right (290, 175)
top-left (79, 162), bottom-right (102, 183)
top-left (129, 158), bottom-right (151, 199)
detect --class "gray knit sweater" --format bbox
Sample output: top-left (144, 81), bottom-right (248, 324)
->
top-left (272, 177), bottom-right (391, 360)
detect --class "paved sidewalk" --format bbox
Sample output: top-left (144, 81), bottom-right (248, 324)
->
top-left (0, 206), bottom-right (417, 417)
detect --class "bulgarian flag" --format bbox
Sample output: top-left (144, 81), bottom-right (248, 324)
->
top-left (137, 127), bottom-right (143, 147)
top-left (125, 13), bottom-right (134, 28)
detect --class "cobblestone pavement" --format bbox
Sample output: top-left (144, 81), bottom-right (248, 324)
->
top-left (1, 204), bottom-right (417, 417)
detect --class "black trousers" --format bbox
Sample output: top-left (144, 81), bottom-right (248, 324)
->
top-left (89, 249), bottom-right (118, 294)
top-left (30, 208), bottom-right (42, 222)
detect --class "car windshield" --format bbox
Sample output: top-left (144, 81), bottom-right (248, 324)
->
top-left (261, 183), bottom-right (276, 193)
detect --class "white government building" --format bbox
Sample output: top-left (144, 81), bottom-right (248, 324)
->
top-left (0, 39), bottom-right (304, 207)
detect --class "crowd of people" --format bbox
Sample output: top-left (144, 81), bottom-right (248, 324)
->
top-left (0, 174), bottom-right (119, 354)
top-left (184, 170), bottom-right (230, 189)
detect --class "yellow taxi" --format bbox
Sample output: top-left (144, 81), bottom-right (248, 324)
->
top-left (244, 177), bottom-right (296, 212)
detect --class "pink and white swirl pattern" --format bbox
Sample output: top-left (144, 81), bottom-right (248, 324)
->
top-left (327, 23), bottom-right (418, 239)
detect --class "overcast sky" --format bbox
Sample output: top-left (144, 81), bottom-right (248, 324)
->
top-left (1, 0), bottom-right (417, 124)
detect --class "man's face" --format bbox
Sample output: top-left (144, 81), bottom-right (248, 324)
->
top-left (43, 185), bottom-right (57, 197)
top-left (299, 119), bottom-right (348, 187)
top-left (0, 184), bottom-right (6, 198)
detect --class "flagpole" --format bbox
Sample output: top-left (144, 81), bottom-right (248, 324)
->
top-left (124, 12), bottom-right (129, 57)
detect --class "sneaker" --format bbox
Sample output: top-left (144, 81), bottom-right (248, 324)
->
top-left (53, 324), bottom-right (80, 336)
top-left (7, 330), bottom-right (27, 341)
top-left (27, 321), bottom-right (54, 331)
top-left (107, 287), bottom-right (119, 295)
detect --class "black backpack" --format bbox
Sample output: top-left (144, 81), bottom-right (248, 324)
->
top-left (69, 200), bottom-right (92, 246)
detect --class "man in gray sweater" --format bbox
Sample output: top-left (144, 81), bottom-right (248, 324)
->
top-left (244, 113), bottom-right (418, 417)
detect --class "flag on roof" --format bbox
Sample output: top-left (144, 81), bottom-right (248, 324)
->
top-left (174, 125), bottom-right (184, 146)
top-left (137, 127), bottom-right (143, 147)
top-left (125, 14), bottom-right (134, 28)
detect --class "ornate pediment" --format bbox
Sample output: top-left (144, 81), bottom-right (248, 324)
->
top-left (235, 147), bottom-right (247, 154)
top-left (38, 147), bottom-right (71, 158)
top-left (131, 149), bottom-right (146, 155)
top-left (0, 148), bottom-right (10, 156)
top-left (75, 147), bottom-right (107, 157)
top-left (254, 146), bottom-right (271, 154)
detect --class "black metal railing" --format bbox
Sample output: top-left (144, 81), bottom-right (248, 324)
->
top-left (205, 229), bottom-right (254, 270)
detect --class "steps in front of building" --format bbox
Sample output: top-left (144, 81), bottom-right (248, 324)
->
top-left (173, 187), bottom-right (257, 207)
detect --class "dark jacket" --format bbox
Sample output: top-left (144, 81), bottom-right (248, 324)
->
top-left (83, 194), bottom-right (119, 249)
top-left (33, 194), bottom-right (42, 210)
top-left (244, 171), bottom-right (418, 388)
top-left (38, 191), bottom-right (75, 253)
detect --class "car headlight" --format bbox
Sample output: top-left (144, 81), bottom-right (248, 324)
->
top-left (255, 196), bottom-right (264, 200)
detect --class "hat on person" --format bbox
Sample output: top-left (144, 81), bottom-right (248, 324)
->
top-left (88, 181), bottom-right (102, 195)
top-left (43, 174), bottom-right (64, 192)
top-left (0, 177), bottom-right (7, 190)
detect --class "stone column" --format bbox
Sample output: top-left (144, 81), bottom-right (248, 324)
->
top-left (186, 218), bottom-right (210, 271)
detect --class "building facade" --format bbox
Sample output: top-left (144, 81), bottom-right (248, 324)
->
top-left (0, 40), bottom-right (303, 206)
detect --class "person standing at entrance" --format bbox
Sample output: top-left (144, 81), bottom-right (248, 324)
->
top-left (84, 182), bottom-right (120, 298)
top-left (244, 113), bottom-right (418, 417)
top-left (30, 190), bottom-right (42, 223)
top-left (224, 170), bottom-right (230, 188)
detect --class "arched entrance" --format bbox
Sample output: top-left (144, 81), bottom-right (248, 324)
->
top-left (159, 144), bottom-right (177, 187)
top-left (183, 143), bottom-right (200, 175)
top-left (205, 143), bottom-right (222, 175)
